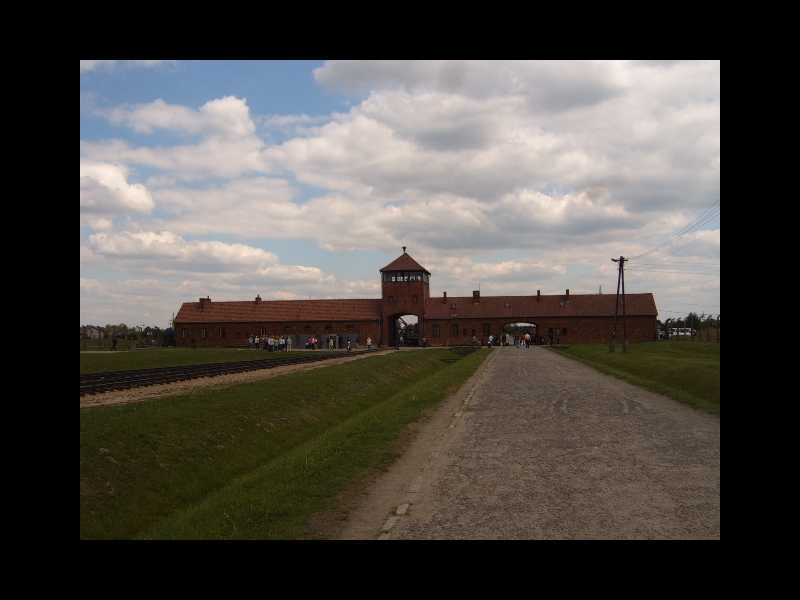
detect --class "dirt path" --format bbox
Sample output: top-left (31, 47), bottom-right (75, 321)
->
top-left (338, 346), bottom-right (720, 540)
top-left (80, 349), bottom-right (394, 409)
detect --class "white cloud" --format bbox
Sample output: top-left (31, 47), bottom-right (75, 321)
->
top-left (80, 61), bottom-right (719, 325)
top-left (88, 230), bottom-right (279, 267)
top-left (83, 96), bottom-right (267, 180)
top-left (104, 96), bottom-right (256, 137)
top-left (80, 60), bottom-right (173, 74)
top-left (80, 161), bottom-right (154, 216)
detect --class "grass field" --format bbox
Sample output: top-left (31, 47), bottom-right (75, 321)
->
top-left (552, 341), bottom-right (719, 414)
top-left (80, 348), bottom-right (489, 539)
top-left (80, 347), bottom-right (315, 374)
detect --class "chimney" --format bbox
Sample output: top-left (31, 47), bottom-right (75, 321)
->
top-left (199, 296), bottom-right (210, 310)
top-left (473, 290), bottom-right (480, 302)
top-left (537, 290), bottom-right (541, 302)
top-left (566, 289), bottom-right (570, 299)
top-left (442, 291), bottom-right (447, 303)
top-left (255, 294), bottom-right (262, 304)
top-left (402, 246), bottom-right (407, 254)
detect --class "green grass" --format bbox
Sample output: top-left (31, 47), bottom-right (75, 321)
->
top-left (80, 348), bottom-right (489, 539)
top-left (80, 347), bottom-right (314, 374)
top-left (551, 341), bottom-right (719, 414)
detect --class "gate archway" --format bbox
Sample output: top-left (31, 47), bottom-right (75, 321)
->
top-left (389, 313), bottom-right (421, 347)
top-left (502, 322), bottom-right (537, 345)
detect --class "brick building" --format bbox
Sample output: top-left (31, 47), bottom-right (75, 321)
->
top-left (174, 249), bottom-right (657, 348)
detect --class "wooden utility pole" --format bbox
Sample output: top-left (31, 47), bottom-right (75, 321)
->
top-left (610, 255), bottom-right (628, 352)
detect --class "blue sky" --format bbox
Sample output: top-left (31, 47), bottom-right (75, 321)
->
top-left (80, 60), bottom-right (720, 326)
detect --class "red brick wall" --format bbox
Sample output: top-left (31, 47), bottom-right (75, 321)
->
top-left (175, 315), bottom-right (655, 347)
top-left (421, 315), bottom-right (656, 345)
top-left (175, 320), bottom-right (382, 348)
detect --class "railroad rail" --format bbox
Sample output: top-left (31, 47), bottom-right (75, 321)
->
top-left (80, 349), bottom-right (381, 396)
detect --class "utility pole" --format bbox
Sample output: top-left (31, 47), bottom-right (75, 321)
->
top-left (610, 255), bottom-right (628, 352)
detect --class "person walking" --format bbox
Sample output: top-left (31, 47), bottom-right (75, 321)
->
top-left (346, 338), bottom-right (352, 352)
top-left (366, 336), bottom-right (372, 350)
top-left (524, 332), bottom-right (531, 349)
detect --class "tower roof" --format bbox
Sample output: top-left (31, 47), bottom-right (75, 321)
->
top-left (379, 250), bottom-right (430, 274)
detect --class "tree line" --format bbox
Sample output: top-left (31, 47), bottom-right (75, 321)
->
top-left (657, 312), bottom-right (720, 331)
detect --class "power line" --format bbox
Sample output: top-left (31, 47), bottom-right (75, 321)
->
top-left (629, 200), bottom-right (720, 260)
top-left (627, 269), bottom-right (720, 275)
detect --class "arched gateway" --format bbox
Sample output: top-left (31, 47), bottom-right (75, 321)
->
top-left (174, 248), bottom-right (658, 348)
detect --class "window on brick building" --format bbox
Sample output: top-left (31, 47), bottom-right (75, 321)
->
top-left (182, 329), bottom-right (187, 338)
top-left (433, 324), bottom-right (440, 338)
top-left (483, 323), bottom-right (491, 336)
top-left (201, 328), bottom-right (207, 339)
top-left (451, 324), bottom-right (459, 337)
top-left (218, 327), bottom-right (225, 338)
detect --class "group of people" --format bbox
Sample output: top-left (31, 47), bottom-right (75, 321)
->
top-left (471, 332), bottom-right (552, 348)
top-left (248, 335), bottom-right (293, 351)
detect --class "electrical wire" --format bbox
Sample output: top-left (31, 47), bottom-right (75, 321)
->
top-left (628, 200), bottom-right (720, 260)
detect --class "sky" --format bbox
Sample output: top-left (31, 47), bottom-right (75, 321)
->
top-left (80, 60), bottom-right (720, 327)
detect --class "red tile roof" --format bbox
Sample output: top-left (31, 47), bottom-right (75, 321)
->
top-left (380, 252), bottom-right (430, 274)
top-left (423, 293), bottom-right (657, 319)
top-left (175, 293), bottom-right (656, 324)
top-left (175, 298), bottom-right (382, 324)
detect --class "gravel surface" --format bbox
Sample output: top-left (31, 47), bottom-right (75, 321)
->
top-left (342, 346), bottom-right (719, 540)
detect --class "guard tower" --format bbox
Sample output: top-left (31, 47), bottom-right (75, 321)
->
top-left (379, 247), bottom-right (430, 346)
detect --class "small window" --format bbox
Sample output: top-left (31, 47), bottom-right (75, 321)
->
top-left (304, 325), bottom-right (311, 332)
top-left (218, 327), bottom-right (226, 338)
top-left (451, 324), bottom-right (459, 337)
top-left (450, 303), bottom-right (457, 309)
top-left (201, 328), bottom-right (207, 339)
top-left (433, 324), bottom-right (440, 338)
top-left (182, 328), bottom-right (187, 338)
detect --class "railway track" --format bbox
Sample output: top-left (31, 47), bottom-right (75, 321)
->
top-left (80, 349), bottom-right (381, 396)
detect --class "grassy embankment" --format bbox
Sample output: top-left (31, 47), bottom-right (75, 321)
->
top-left (552, 341), bottom-right (719, 414)
top-left (80, 347), bottom-right (316, 374)
top-left (80, 348), bottom-right (489, 539)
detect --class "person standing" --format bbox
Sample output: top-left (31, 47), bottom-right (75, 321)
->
top-left (524, 332), bottom-right (531, 349)
top-left (366, 336), bottom-right (372, 350)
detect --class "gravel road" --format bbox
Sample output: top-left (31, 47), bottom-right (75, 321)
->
top-left (342, 346), bottom-right (719, 540)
